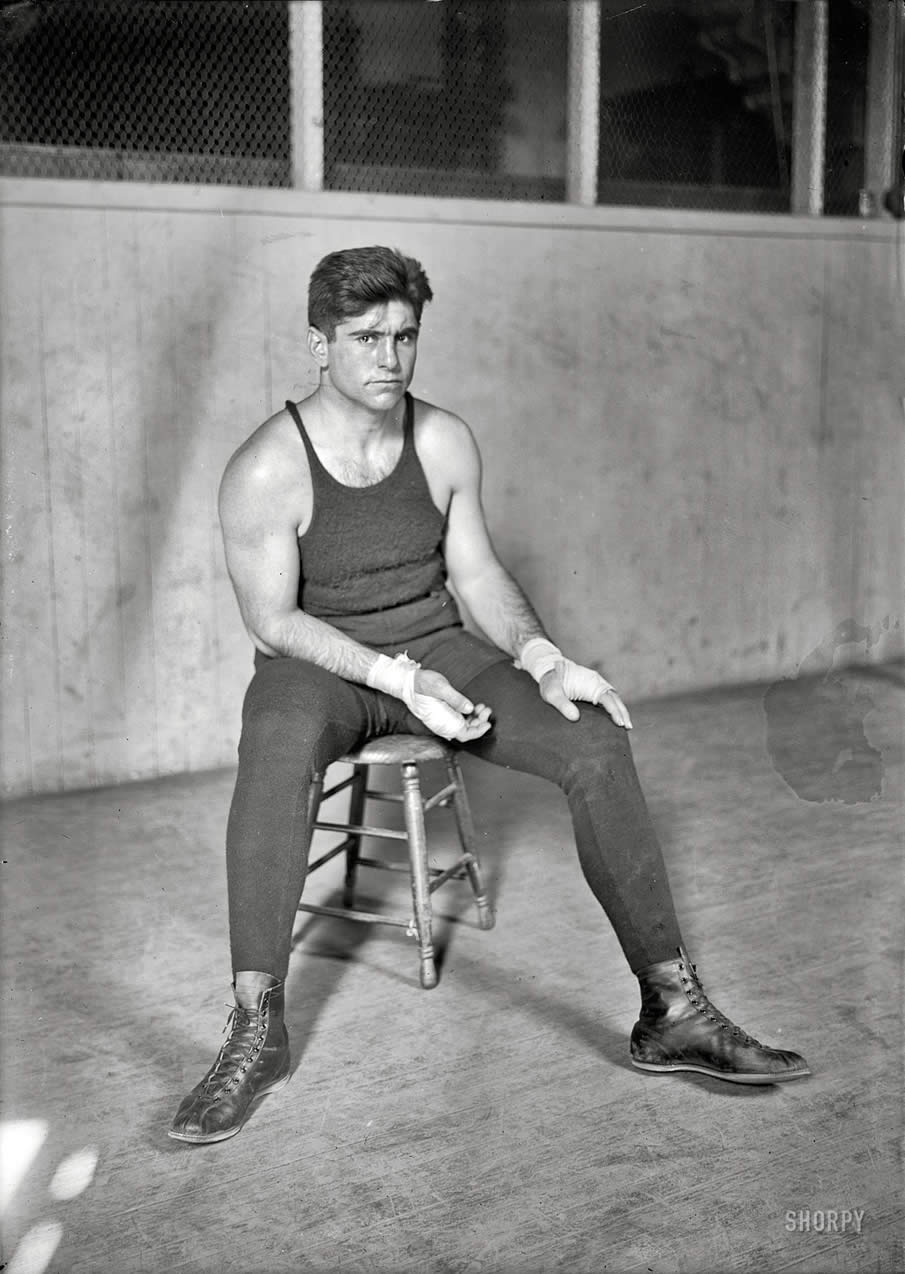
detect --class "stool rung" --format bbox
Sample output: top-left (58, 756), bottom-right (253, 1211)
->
top-left (297, 902), bottom-right (411, 929)
top-left (363, 784), bottom-right (454, 812)
top-left (427, 858), bottom-right (471, 893)
top-left (307, 840), bottom-right (355, 872)
top-left (314, 820), bottom-right (407, 841)
top-left (357, 855), bottom-right (412, 874)
top-left (321, 774), bottom-right (358, 802)
top-left (356, 855), bottom-right (461, 881)
top-left (421, 781), bottom-right (457, 814)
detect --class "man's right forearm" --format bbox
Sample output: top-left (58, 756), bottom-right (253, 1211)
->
top-left (252, 608), bottom-right (482, 741)
top-left (252, 609), bottom-right (381, 684)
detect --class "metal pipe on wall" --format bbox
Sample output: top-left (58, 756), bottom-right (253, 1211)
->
top-left (289, 0), bottom-right (324, 192)
top-left (566, 0), bottom-right (601, 206)
top-left (791, 0), bottom-right (828, 216)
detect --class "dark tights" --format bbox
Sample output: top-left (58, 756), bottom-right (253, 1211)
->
top-left (226, 641), bottom-right (683, 980)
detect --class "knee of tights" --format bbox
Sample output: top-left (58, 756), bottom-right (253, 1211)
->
top-left (563, 747), bottom-right (636, 792)
top-left (239, 704), bottom-right (329, 761)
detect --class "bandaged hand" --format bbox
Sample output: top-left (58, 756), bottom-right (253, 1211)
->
top-left (516, 638), bottom-right (633, 729)
top-left (367, 654), bottom-right (492, 742)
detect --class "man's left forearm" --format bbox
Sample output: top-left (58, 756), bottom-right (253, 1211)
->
top-left (457, 564), bottom-right (550, 659)
top-left (455, 562), bottom-right (633, 728)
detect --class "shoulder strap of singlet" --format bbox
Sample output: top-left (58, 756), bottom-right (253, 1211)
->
top-left (285, 399), bottom-right (326, 477)
top-left (401, 392), bottom-right (414, 448)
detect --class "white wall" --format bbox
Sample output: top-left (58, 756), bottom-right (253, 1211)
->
top-left (1, 179), bottom-right (902, 797)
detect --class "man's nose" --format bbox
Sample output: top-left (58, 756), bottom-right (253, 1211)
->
top-left (378, 337), bottom-right (400, 369)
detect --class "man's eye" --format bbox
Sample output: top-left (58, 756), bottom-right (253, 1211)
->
top-left (358, 334), bottom-right (373, 343)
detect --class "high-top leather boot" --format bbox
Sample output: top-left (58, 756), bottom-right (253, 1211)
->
top-left (169, 979), bottom-right (291, 1143)
top-left (631, 947), bottom-right (810, 1084)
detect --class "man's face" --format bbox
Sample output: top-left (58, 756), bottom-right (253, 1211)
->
top-left (319, 299), bottom-right (420, 411)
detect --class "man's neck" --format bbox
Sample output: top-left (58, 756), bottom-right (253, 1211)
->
top-left (311, 384), bottom-right (405, 447)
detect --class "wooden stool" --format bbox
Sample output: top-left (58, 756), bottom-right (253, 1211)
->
top-left (298, 735), bottom-right (495, 988)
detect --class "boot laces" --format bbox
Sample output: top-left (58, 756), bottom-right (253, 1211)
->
top-left (198, 1002), bottom-right (269, 1098)
top-left (678, 958), bottom-right (760, 1045)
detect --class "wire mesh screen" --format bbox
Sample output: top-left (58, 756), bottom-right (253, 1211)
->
top-left (323, 0), bottom-right (567, 200)
top-left (597, 0), bottom-right (796, 212)
top-left (0, 0), bottom-right (290, 185)
top-left (0, 0), bottom-right (887, 214)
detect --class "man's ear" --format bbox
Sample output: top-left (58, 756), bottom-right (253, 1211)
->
top-left (307, 325), bottom-right (330, 367)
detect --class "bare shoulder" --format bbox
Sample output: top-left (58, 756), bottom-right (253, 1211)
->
top-left (220, 405), bottom-right (310, 533)
top-left (412, 398), bottom-right (482, 482)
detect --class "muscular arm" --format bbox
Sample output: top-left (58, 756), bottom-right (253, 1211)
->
top-left (219, 433), bottom-right (384, 682)
top-left (436, 416), bottom-right (550, 657)
top-left (435, 412), bottom-right (632, 728)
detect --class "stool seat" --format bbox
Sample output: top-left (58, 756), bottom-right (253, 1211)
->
top-left (299, 733), bottom-right (494, 987)
top-left (339, 735), bottom-right (452, 766)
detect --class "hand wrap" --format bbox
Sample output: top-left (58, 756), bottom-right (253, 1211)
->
top-left (516, 637), bottom-right (615, 704)
top-left (366, 653), bottom-right (466, 740)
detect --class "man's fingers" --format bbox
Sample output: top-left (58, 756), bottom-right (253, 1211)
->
top-left (434, 683), bottom-right (473, 714)
top-left (411, 687), bottom-right (494, 742)
top-left (540, 675), bottom-right (580, 721)
top-left (455, 716), bottom-right (492, 742)
top-left (598, 689), bottom-right (633, 729)
top-left (539, 668), bottom-right (633, 729)
top-left (417, 670), bottom-right (474, 716)
top-left (454, 703), bottom-right (493, 741)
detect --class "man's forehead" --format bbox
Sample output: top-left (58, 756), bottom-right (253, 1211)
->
top-left (337, 300), bottom-right (418, 332)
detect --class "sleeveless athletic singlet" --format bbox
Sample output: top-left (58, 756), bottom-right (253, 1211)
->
top-left (286, 395), bottom-right (462, 650)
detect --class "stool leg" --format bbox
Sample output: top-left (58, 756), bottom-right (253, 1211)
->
top-left (298, 771), bottom-right (325, 919)
top-left (343, 764), bottom-right (368, 908)
top-left (446, 755), bottom-right (495, 930)
top-left (401, 761), bottom-right (438, 989)
top-left (306, 771), bottom-right (325, 841)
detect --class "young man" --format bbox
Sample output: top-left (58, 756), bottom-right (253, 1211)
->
top-left (170, 246), bottom-right (809, 1145)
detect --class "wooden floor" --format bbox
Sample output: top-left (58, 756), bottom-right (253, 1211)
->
top-left (2, 668), bottom-right (902, 1274)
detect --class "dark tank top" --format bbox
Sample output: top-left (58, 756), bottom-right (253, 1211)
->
top-left (286, 395), bottom-right (462, 650)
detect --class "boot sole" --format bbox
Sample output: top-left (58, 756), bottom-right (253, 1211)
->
top-left (631, 1059), bottom-right (811, 1084)
top-left (168, 1071), bottom-right (291, 1144)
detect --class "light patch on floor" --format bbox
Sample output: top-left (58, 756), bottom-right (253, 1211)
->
top-left (0, 1120), bottom-right (47, 1213)
top-left (2, 1123), bottom-right (98, 1274)
top-left (5, 1219), bottom-right (63, 1274)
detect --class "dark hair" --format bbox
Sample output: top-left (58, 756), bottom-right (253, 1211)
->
top-left (308, 246), bottom-right (433, 339)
